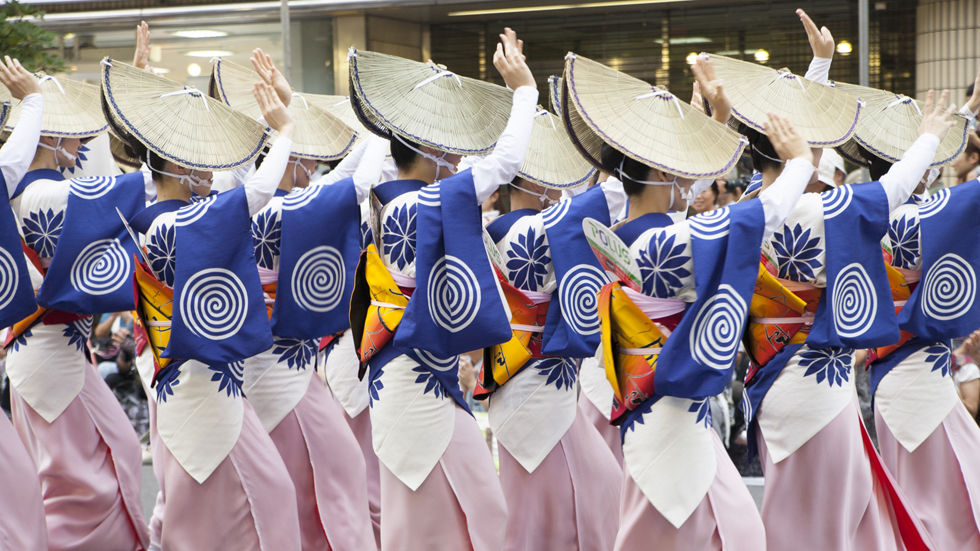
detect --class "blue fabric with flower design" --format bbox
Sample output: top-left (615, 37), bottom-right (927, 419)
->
top-left (0, 172), bottom-right (38, 328)
top-left (868, 338), bottom-right (951, 397)
top-left (35, 172), bottom-right (145, 314)
top-left (374, 179), bottom-right (425, 272)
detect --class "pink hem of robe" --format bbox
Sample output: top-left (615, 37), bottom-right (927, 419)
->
top-left (0, 412), bottom-right (47, 550)
top-left (342, 400), bottom-right (382, 547)
top-left (577, 392), bottom-right (623, 467)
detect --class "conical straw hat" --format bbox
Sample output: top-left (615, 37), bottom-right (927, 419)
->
top-left (548, 75), bottom-right (563, 115)
top-left (519, 109), bottom-right (596, 189)
top-left (210, 58), bottom-right (356, 161)
top-left (101, 58), bottom-right (268, 171)
top-left (562, 53), bottom-right (746, 179)
top-left (348, 48), bottom-right (514, 155)
top-left (303, 94), bottom-right (368, 135)
top-left (4, 74), bottom-right (107, 138)
top-left (706, 54), bottom-right (859, 147)
top-left (830, 81), bottom-right (968, 167)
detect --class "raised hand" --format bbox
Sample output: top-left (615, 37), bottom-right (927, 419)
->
top-left (797, 9), bottom-right (834, 59)
top-left (133, 21), bottom-right (151, 70)
top-left (250, 48), bottom-right (291, 107)
top-left (691, 56), bottom-right (731, 124)
top-left (918, 89), bottom-right (958, 139)
top-left (690, 81), bottom-right (705, 114)
top-left (493, 27), bottom-right (535, 91)
top-left (764, 113), bottom-right (812, 165)
top-left (0, 56), bottom-right (40, 100)
top-left (253, 82), bottom-right (294, 138)
top-left (966, 70), bottom-right (980, 115)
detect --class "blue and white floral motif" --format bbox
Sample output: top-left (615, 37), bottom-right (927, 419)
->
top-left (924, 343), bottom-right (951, 377)
top-left (209, 361), bottom-right (245, 397)
top-left (251, 209), bottom-right (281, 269)
top-left (156, 365), bottom-right (181, 403)
top-left (146, 223), bottom-right (176, 286)
top-left (382, 202), bottom-right (417, 271)
top-left (505, 227), bottom-right (550, 291)
top-left (411, 365), bottom-right (446, 399)
top-left (369, 366), bottom-right (384, 406)
top-left (272, 337), bottom-right (317, 370)
top-left (636, 231), bottom-right (691, 297)
top-left (360, 220), bottom-right (373, 250)
top-left (799, 346), bottom-right (852, 387)
top-left (771, 223), bottom-right (822, 281)
top-left (10, 329), bottom-right (32, 352)
top-left (688, 398), bottom-right (712, 428)
top-left (62, 317), bottom-right (93, 353)
top-left (532, 357), bottom-right (577, 390)
top-left (59, 144), bottom-right (89, 176)
top-left (22, 208), bottom-right (65, 258)
top-left (888, 215), bottom-right (919, 269)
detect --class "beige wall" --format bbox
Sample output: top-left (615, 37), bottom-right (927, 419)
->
top-left (916, 0), bottom-right (980, 98)
top-left (333, 14), bottom-right (430, 96)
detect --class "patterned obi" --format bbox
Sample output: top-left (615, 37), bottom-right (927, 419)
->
top-left (132, 257), bottom-right (175, 383)
top-left (350, 243), bottom-right (411, 369)
top-left (867, 265), bottom-right (919, 364)
top-left (597, 281), bottom-right (685, 423)
top-left (476, 272), bottom-right (552, 398)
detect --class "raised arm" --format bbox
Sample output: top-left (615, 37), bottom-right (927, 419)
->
top-left (880, 89), bottom-right (957, 211)
top-left (310, 134), bottom-right (374, 188)
top-left (245, 82), bottom-right (294, 215)
top-left (758, 114), bottom-right (814, 237)
top-left (798, 9), bottom-right (834, 85)
top-left (472, 28), bottom-right (538, 204)
top-left (352, 134), bottom-right (391, 203)
top-left (0, 57), bottom-right (43, 196)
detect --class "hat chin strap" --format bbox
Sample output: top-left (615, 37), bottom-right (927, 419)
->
top-left (148, 157), bottom-right (211, 193)
top-left (290, 158), bottom-right (314, 185)
top-left (38, 138), bottom-right (77, 165)
top-left (393, 133), bottom-right (456, 181)
top-left (510, 181), bottom-right (555, 208)
top-left (616, 157), bottom-right (688, 211)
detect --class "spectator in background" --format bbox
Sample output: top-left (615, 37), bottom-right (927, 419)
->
top-left (951, 130), bottom-right (980, 186)
top-left (92, 312), bottom-right (134, 380)
top-left (954, 330), bottom-right (980, 419)
top-left (691, 180), bottom-right (718, 213)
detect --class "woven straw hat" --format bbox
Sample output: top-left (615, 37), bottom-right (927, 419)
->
top-left (210, 58), bottom-right (356, 161)
top-left (562, 53), bottom-right (746, 179)
top-left (348, 48), bottom-right (513, 155)
top-left (548, 75), bottom-right (563, 115)
top-left (705, 54), bottom-right (859, 147)
top-left (3, 74), bottom-right (107, 138)
top-left (303, 94), bottom-right (368, 136)
top-left (102, 58), bottom-right (268, 171)
top-left (830, 81), bottom-right (969, 166)
top-left (519, 109), bottom-right (596, 189)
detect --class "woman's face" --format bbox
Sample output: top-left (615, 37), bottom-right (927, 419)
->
top-left (692, 188), bottom-right (717, 213)
top-left (292, 158), bottom-right (318, 188)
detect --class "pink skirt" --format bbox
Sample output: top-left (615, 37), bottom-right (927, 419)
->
top-left (10, 362), bottom-right (148, 551)
top-left (146, 397), bottom-right (165, 551)
top-left (0, 412), bottom-right (47, 550)
top-left (380, 405), bottom-right (507, 551)
top-left (615, 431), bottom-right (764, 551)
top-left (876, 403), bottom-right (980, 549)
top-left (757, 400), bottom-right (930, 551)
top-left (577, 393), bottom-right (623, 467)
top-left (268, 377), bottom-right (376, 551)
top-left (156, 400), bottom-right (301, 551)
top-left (343, 405), bottom-right (381, 547)
top-left (499, 405), bottom-right (621, 551)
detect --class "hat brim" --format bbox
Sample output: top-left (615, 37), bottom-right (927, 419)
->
top-left (518, 110), bottom-right (596, 189)
top-left (4, 75), bottom-right (107, 138)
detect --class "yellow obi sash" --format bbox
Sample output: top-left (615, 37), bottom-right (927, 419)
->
top-left (743, 265), bottom-right (811, 367)
top-left (133, 256), bottom-right (174, 379)
top-left (349, 243), bottom-right (409, 365)
top-left (477, 274), bottom-right (549, 397)
top-left (868, 263), bottom-right (916, 362)
top-left (597, 281), bottom-right (675, 423)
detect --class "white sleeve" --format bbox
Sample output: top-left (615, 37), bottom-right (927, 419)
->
top-left (958, 102), bottom-right (978, 126)
top-left (211, 163), bottom-right (252, 194)
top-left (758, 157), bottom-right (814, 237)
top-left (880, 133), bottom-right (941, 212)
top-left (472, 86), bottom-right (539, 204)
top-left (245, 137), bottom-right (292, 216)
top-left (599, 177), bottom-right (627, 223)
top-left (804, 56), bottom-right (832, 85)
top-left (353, 135), bottom-right (391, 203)
top-left (0, 93), bottom-right (43, 196)
top-left (140, 164), bottom-right (155, 202)
top-left (310, 136), bottom-right (371, 188)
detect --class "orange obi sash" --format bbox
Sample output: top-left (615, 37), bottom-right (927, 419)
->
top-left (597, 281), bottom-right (683, 423)
top-left (349, 243), bottom-right (410, 367)
top-left (4, 241), bottom-right (84, 349)
top-left (476, 274), bottom-right (550, 398)
top-left (132, 256), bottom-right (174, 381)
top-left (867, 264), bottom-right (917, 364)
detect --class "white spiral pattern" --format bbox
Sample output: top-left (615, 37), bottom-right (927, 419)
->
top-left (427, 255), bottom-right (482, 331)
top-left (921, 253), bottom-right (976, 321)
top-left (69, 239), bottom-right (130, 296)
top-left (417, 184), bottom-right (441, 207)
top-left (832, 262), bottom-right (877, 338)
top-left (542, 199), bottom-right (571, 229)
top-left (291, 245), bottom-right (345, 312)
top-left (69, 176), bottom-right (114, 200)
top-left (689, 284), bottom-right (747, 370)
top-left (918, 188), bottom-right (949, 219)
top-left (688, 206), bottom-right (731, 240)
top-left (179, 268), bottom-right (247, 340)
top-left (0, 247), bottom-right (19, 310)
top-left (559, 264), bottom-right (605, 336)
top-left (413, 348), bottom-right (458, 372)
top-left (283, 185), bottom-right (320, 210)
top-left (821, 185), bottom-right (853, 219)
top-left (175, 195), bottom-right (217, 226)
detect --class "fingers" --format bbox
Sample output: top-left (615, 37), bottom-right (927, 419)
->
top-left (797, 9), bottom-right (819, 39)
top-left (821, 26), bottom-right (834, 43)
top-left (938, 89), bottom-right (953, 114)
top-left (923, 89), bottom-right (935, 114)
